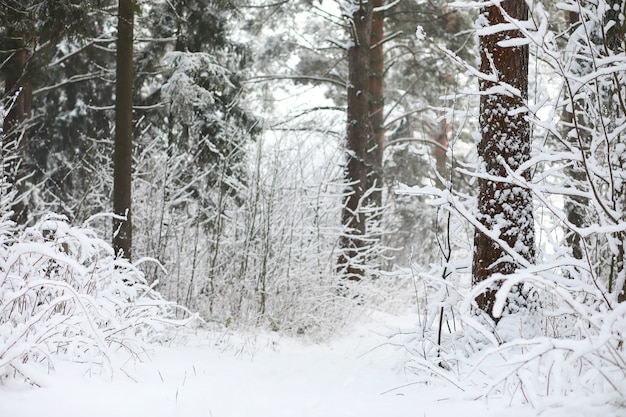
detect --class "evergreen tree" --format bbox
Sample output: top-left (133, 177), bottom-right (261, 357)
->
top-left (30, 14), bottom-right (116, 221)
top-left (0, 0), bottom-right (106, 222)
top-left (113, 0), bottom-right (135, 259)
top-left (382, 0), bottom-right (475, 267)
top-left (337, 0), bottom-right (374, 281)
top-left (472, 0), bottom-right (534, 319)
top-left (128, 0), bottom-right (259, 291)
top-left (134, 0), bottom-right (257, 203)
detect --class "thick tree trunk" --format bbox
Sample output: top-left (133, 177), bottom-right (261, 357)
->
top-left (472, 0), bottom-right (534, 319)
top-left (113, 0), bottom-right (135, 259)
top-left (338, 0), bottom-right (373, 281)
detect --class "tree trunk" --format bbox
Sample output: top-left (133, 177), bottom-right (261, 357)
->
top-left (338, 0), bottom-right (373, 281)
top-left (605, 0), bottom-right (626, 302)
top-left (561, 11), bottom-right (587, 261)
top-left (434, 115), bottom-right (448, 177)
top-left (113, 0), bottom-right (135, 259)
top-left (2, 33), bottom-right (31, 224)
top-left (368, 0), bottom-right (384, 209)
top-left (472, 0), bottom-right (534, 320)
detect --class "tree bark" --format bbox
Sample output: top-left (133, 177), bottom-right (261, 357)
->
top-left (368, 0), bottom-right (384, 209)
top-left (561, 11), bottom-right (587, 261)
top-left (338, 0), bottom-right (373, 281)
top-left (2, 33), bottom-right (31, 224)
top-left (113, 0), bottom-right (135, 259)
top-left (606, 0), bottom-right (626, 302)
top-left (472, 0), bottom-right (534, 319)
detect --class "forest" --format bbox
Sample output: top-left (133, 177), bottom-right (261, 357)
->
top-left (0, 0), bottom-right (625, 415)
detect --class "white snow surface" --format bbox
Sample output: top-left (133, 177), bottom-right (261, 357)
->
top-left (0, 311), bottom-right (619, 417)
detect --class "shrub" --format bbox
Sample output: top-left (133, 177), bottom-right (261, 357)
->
top-left (0, 214), bottom-right (195, 386)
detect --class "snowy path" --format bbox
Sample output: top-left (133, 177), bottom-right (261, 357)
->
top-left (0, 313), bottom-right (572, 417)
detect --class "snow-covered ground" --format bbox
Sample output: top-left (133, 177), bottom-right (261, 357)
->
top-left (0, 311), bottom-right (620, 417)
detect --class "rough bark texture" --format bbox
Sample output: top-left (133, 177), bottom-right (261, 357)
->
top-left (472, 0), bottom-right (534, 319)
top-left (368, 0), bottom-right (384, 209)
top-left (2, 33), bottom-right (31, 224)
top-left (338, 1), bottom-right (373, 281)
top-left (113, 0), bottom-right (135, 259)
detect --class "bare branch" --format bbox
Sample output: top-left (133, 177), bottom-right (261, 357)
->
top-left (246, 74), bottom-right (346, 88)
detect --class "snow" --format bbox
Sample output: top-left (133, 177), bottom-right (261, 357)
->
top-left (415, 25), bottom-right (426, 41)
top-left (2, 310), bottom-right (620, 417)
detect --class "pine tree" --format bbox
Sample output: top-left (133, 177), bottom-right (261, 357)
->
top-left (0, 0), bottom-right (103, 222)
top-left (113, 0), bottom-right (135, 259)
top-left (472, 0), bottom-right (534, 319)
top-left (127, 0), bottom-right (259, 291)
top-left (337, 0), bottom-right (374, 280)
top-left (135, 0), bottom-right (257, 189)
top-left (368, 0), bottom-right (384, 209)
top-left (30, 4), bottom-right (116, 220)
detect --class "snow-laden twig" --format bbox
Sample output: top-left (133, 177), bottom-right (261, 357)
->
top-left (0, 217), bottom-right (196, 386)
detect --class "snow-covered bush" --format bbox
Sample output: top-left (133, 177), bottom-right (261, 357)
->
top-left (400, 268), bottom-right (626, 410)
top-left (0, 213), bottom-right (194, 386)
top-left (134, 127), bottom-right (362, 338)
top-left (395, 0), bottom-right (626, 410)
top-left (400, 169), bottom-right (626, 409)
top-left (465, 279), bottom-right (626, 407)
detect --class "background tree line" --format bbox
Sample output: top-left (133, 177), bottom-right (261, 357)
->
top-left (1, 0), bottom-right (625, 340)
top-left (0, 0), bottom-right (472, 331)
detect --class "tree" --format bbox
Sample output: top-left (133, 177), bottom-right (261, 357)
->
top-left (368, 0), bottom-right (384, 209)
top-left (29, 7), bottom-right (116, 222)
top-left (337, 0), bottom-right (374, 280)
top-left (1, 0), bottom-right (101, 223)
top-left (551, 0), bottom-right (626, 301)
top-left (1, 30), bottom-right (30, 222)
top-left (472, 0), bottom-right (534, 319)
top-left (134, 0), bottom-right (257, 199)
top-left (380, 0), bottom-right (475, 267)
top-left (246, 0), bottom-right (386, 280)
top-left (113, 0), bottom-right (135, 259)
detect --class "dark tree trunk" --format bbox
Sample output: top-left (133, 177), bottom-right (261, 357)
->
top-left (368, 0), bottom-right (384, 209)
top-left (2, 34), bottom-right (31, 224)
top-left (472, 0), bottom-right (534, 319)
top-left (113, 0), bottom-right (135, 259)
top-left (561, 11), bottom-right (587, 261)
top-left (604, 0), bottom-right (626, 302)
top-left (338, 0), bottom-right (373, 281)
top-left (562, 103), bottom-right (586, 261)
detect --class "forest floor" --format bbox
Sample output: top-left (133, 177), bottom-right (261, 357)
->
top-left (0, 310), bottom-right (617, 417)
